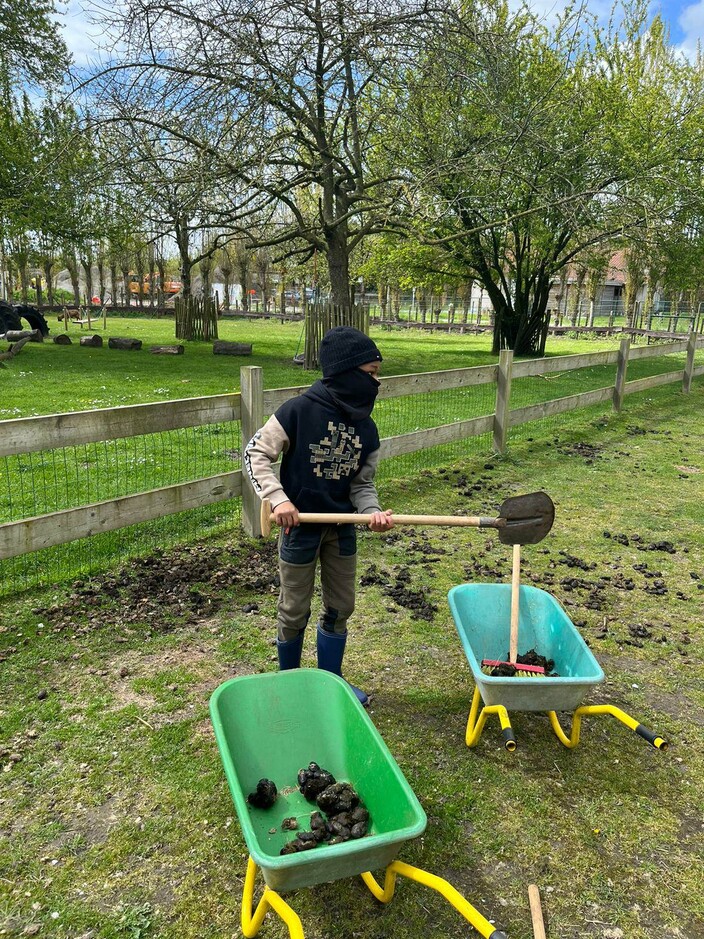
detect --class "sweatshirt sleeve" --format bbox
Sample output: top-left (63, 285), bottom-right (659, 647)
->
top-left (243, 414), bottom-right (291, 508)
top-left (349, 448), bottom-right (382, 515)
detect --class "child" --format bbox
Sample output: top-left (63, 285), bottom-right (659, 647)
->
top-left (244, 326), bottom-right (394, 704)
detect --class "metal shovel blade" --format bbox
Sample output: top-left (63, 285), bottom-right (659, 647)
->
top-left (497, 491), bottom-right (555, 545)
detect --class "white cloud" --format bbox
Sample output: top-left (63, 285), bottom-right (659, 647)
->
top-left (678, 1), bottom-right (704, 57)
top-left (55, 1), bottom-right (106, 67)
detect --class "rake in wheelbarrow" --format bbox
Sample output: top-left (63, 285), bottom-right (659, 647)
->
top-left (447, 497), bottom-right (668, 754)
top-left (210, 670), bottom-right (508, 939)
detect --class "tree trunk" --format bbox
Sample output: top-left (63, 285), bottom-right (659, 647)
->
top-left (135, 251), bottom-right (145, 311)
top-left (180, 263), bottom-right (192, 300)
top-left (238, 261), bottom-right (250, 311)
top-left (378, 282), bottom-right (387, 318)
top-left (148, 246), bottom-right (156, 308)
top-left (326, 228), bottom-right (352, 311)
top-left (121, 266), bottom-right (131, 307)
top-left (97, 259), bottom-right (106, 304)
top-left (110, 262), bottom-right (118, 306)
top-left (156, 258), bottom-right (166, 312)
top-left (200, 254), bottom-right (212, 300)
top-left (80, 257), bottom-right (94, 304)
top-left (68, 260), bottom-right (80, 307)
top-left (44, 260), bottom-right (54, 306)
top-left (222, 269), bottom-right (231, 311)
top-left (19, 262), bottom-right (29, 303)
top-left (176, 219), bottom-right (191, 299)
top-left (391, 287), bottom-right (400, 320)
top-left (418, 289), bottom-right (427, 323)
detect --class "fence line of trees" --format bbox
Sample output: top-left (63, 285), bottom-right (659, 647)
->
top-left (1, 335), bottom-right (701, 566)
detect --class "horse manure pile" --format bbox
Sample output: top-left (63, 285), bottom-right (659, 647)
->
top-left (246, 761), bottom-right (370, 855)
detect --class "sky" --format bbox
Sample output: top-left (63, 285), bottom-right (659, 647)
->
top-left (57, 0), bottom-right (704, 66)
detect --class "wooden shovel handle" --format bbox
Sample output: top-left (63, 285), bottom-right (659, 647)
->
top-left (259, 498), bottom-right (503, 538)
top-left (528, 884), bottom-right (547, 939)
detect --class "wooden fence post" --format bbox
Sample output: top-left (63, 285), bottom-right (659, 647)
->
top-left (683, 332), bottom-right (697, 393)
top-left (493, 349), bottom-right (513, 453)
top-left (240, 366), bottom-right (264, 537)
top-left (613, 338), bottom-right (630, 412)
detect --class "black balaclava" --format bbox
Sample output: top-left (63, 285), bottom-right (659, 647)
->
top-left (317, 326), bottom-right (383, 422)
top-left (323, 367), bottom-right (380, 422)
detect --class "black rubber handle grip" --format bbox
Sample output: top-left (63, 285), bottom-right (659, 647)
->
top-left (636, 724), bottom-right (668, 750)
top-left (502, 728), bottom-right (517, 751)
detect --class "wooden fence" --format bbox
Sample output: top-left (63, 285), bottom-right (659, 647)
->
top-left (175, 296), bottom-right (219, 341)
top-left (1, 335), bottom-right (702, 562)
top-left (303, 303), bottom-right (370, 369)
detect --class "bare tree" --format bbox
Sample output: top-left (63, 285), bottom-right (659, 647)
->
top-left (85, 0), bottom-right (435, 313)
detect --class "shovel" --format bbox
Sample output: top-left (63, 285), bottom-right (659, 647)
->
top-left (259, 490), bottom-right (555, 543)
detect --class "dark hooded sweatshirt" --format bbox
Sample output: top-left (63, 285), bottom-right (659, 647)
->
top-left (244, 379), bottom-right (382, 516)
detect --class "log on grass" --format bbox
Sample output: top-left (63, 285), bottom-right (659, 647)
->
top-left (80, 334), bottom-right (103, 347)
top-left (53, 334), bottom-right (72, 345)
top-left (0, 335), bottom-right (32, 364)
top-left (150, 344), bottom-right (184, 355)
top-left (213, 340), bottom-right (252, 356)
top-left (5, 329), bottom-right (42, 343)
top-left (108, 337), bottom-right (143, 351)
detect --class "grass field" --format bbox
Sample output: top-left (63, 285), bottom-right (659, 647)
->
top-left (1, 320), bottom-right (703, 939)
top-left (1, 315), bottom-right (693, 418)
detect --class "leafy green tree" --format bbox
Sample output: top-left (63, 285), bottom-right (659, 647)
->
top-left (0, 0), bottom-right (68, 88)
top-left (392, 1), bottom-right (704, 354)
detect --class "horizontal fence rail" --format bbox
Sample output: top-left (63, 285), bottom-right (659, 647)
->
top-left (0, 334), bottom-right (702, 572)
top-left (509, 386), bottom-right (616, 426)
top-left (1, 472), bottom-right (242, 558)
top-left (0, 394), bottom-right (241, 458)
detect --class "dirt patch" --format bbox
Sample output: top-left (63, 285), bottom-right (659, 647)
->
top-left (360, 562), bottom-right (438, 620)
top-left (28, 540), bottom-right (279, 637)
top-left (557, 441), bottom-right (603, 462)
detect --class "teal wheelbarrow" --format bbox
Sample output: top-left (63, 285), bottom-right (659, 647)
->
top-left (210, 669), bottom-right (508, 939)
top-left (448, 583), bottom-right (668, 753)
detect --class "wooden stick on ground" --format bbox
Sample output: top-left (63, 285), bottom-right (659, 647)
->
top-left (528, 884), bottom-right (547, 939)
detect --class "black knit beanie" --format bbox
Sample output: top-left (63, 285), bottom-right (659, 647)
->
top-left (318, 326), bottom-right (382, 378)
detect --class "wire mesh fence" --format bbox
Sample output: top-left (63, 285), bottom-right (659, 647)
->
top-left (1, 339), bottom-right (701, 597)
top-left (0, 421), bottom-right (241, 595)
top-left (374, 380), bottom-right (497, 485)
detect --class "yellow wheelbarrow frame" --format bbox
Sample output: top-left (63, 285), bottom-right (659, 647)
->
top-left (465, 685), bottom-right (668, 752)
top-left (242, 855), bottom-right (507, 939)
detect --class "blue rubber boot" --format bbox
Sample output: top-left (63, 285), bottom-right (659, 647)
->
top-left (316, 626), bottom-right (369, 706)
top-left (277, 632), bottom-right (304, 671)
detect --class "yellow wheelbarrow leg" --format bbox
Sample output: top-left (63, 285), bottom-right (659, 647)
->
top-left (548, 706), bottom-right (668, 750)
top-left (241, 857), bottom-right (305, 939)
top-left (466, 685), bottom-right (517, 751)
top-left (362, 860), bottom-right (507, 938)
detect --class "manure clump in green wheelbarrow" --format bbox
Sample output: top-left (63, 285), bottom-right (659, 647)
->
top-left (248, 760), bottom-right (372, 855)
top-left (247, 778), bottom-right (278, 809)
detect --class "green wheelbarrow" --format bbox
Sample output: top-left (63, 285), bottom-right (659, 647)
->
top-left (448, 583), bottom-right (668, 753)
top-left (210, 669), bottom-right (507, 939)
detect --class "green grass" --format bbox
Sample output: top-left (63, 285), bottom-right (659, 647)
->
top-left (2, 314), bottom-right (694, 418)
top-left (1, 367), bottom-right (702, 939)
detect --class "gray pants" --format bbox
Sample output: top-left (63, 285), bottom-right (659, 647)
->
top-left (277, 524), bottom-right (357, 642)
